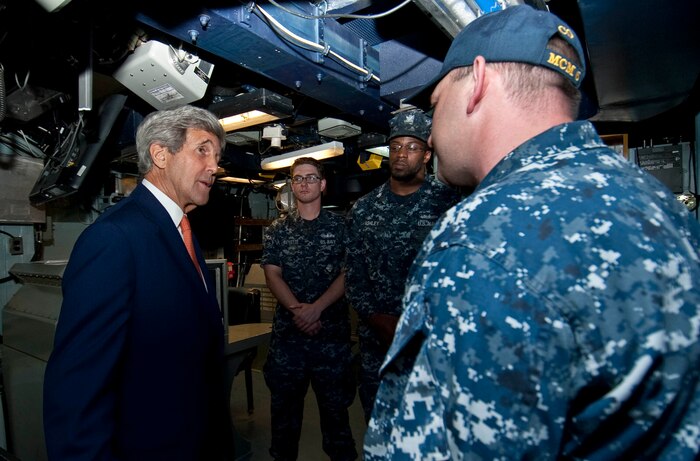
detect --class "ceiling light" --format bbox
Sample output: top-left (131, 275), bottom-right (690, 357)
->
top-left (219, 111), bottom-right (279, 132)
top-left (210, 88), bottom-right (293, 132)
top-left (318, 117), bottom-right (361, 139)
top-left (218, 176), bottom-right (266, 185)
top-left (261, 141), bottom-right (345, 171)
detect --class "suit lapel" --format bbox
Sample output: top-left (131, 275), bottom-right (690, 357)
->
top-left (131, 185), bottom-right (210, 291)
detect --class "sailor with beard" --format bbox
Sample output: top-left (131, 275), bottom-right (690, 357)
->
top-left (345, 108), bottom-right (463, 423)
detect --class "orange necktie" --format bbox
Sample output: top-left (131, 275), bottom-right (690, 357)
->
top-left (180, 214), bottom-right (201, 274)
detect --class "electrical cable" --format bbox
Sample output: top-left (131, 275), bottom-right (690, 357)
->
top-left (255, 5), bottom-right (326, 53)
top-left (0, 229), bottom-right (17, 239)
top-left (254, 3), bottom-right (381, 84)
top-left (0, 133), bottom-right (42, 158)
top-left (45, 113), bottom-right (84, 169)
top-left (14, 70), bottom-right (29, 91)
top-left (16, 130), bottom-right (45, 158)
top-left (266, 0), bottom-right (413, 20)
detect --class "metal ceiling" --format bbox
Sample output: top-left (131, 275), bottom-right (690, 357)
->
top-left (138, 4), bottom-right (390, 127)
top-left (575, 0), bottom-right (700, 122)
top-left (133, 0), bottom-right (459, 131)
top-left (0, 0), bottom-right (698, 200)
top-left (129, 0), bottom-right (700, 126)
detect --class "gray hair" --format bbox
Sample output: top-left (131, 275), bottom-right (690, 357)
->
top-left (136, 105), bottom-right (226, 174)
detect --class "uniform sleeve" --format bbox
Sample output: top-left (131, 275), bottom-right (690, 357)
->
top-left (261, 221), bottom-right (281, 267)
top-left (365, 245), bottom-right (574, 460)
top-left (43, 222), bottom-right (134, 461)
top-left (344, 204), bottom-right (376, 320)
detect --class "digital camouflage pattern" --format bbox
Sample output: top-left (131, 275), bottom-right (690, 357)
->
top-left (346, 175), bottom-right (462, 321)
top-left (345, 175), bottom-right (462, 418)
top-left (262, 209), bottom-right (357, 461)
top-left (264, 335), bottom-right (356, 460)
top-left (365, 120), bottom-right (700, 460)
top-left (262, 208), bottom-right (351, 341)
top-left (388, 109), bottom-right (432, 143)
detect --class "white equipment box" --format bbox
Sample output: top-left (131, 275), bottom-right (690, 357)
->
top-left (114, 40), bottom-right (214, 111)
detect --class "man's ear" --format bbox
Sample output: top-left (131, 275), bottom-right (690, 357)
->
top-left (422, 148), bottom-right (432, 165)
top-left (320, 178), bottom-right (327, 193)
top-left (150, 144), bottom-right (168, 169)
top-left (467, 56), bottom-right (487, 115)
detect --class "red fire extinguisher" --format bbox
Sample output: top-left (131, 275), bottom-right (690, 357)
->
top-left (227, 261), bottom-right (235, 281)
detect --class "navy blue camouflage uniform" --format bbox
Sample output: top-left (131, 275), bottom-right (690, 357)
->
top-left (365, 121), bottom-right (700, 460)
top-left (345, 175), bottom-right (462, 421)
top-left (262, 209), bottom-right (357, 461)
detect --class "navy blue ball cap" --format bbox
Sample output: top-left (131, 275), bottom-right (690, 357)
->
top-left (388, 108), bottom-right (432, 143)
top-left (406, 5), bottom-right (586, 108)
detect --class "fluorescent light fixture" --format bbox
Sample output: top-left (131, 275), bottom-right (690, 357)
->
top-left (365, 145), bottom-right (390, 158)
top-left (219, 110), bottom-right (280, 132)
top-left (209, 88), bottom-right (293, 132)
top-left (261, 141), bottom-right (345, 171)
top-left (218, 176), bottom-right (266, 185)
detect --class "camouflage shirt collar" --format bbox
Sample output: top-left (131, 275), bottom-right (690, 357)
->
top-left (480, 120), bottom-right (602, 188)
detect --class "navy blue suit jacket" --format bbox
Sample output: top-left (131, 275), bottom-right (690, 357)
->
top-left (44, 184), bottom-right (231, 460)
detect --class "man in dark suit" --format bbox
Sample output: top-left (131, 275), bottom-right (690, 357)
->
top-left (43, 105), bottom-right (232, 460)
